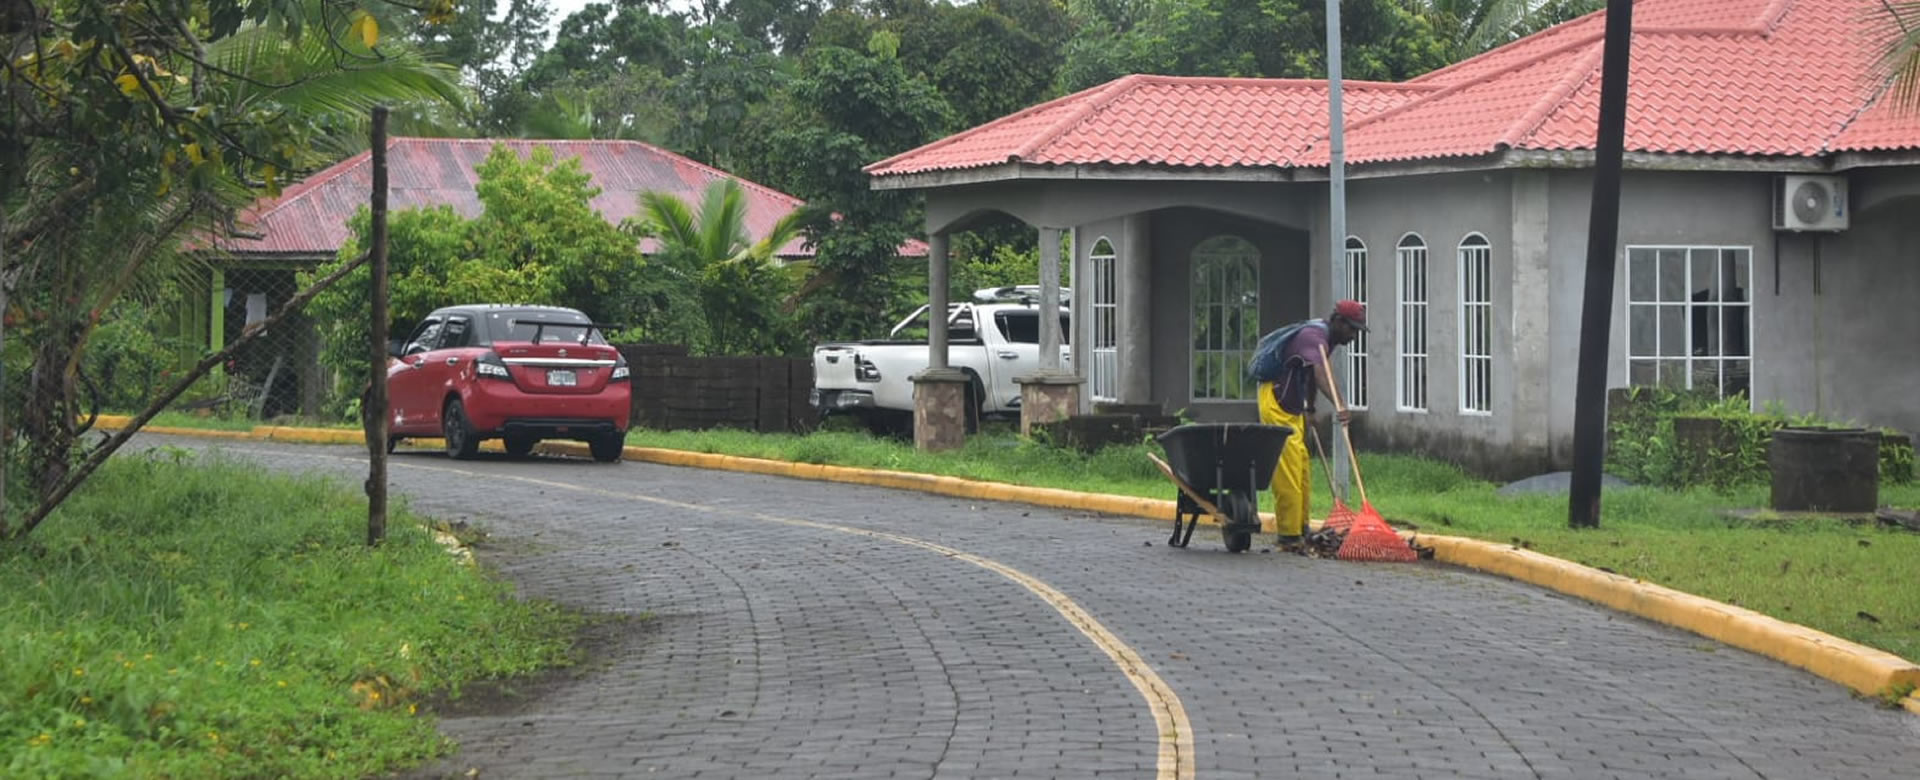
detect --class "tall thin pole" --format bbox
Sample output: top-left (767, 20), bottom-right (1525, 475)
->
top-left (1325, 0), bottom-right (1352, 499)
top-left (1570, 0), bottom-right (1636, 529)
top-left (366, 106), bottom-right (391, 546)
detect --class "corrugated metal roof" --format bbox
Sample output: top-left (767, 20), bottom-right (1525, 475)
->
top-left (219, 138), bottom-right (924, 258)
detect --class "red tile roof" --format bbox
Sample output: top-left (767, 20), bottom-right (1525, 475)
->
top-left (868, 0), bottom-right (1918, 177)
top-left (221, 138), bottom-right (924, 259)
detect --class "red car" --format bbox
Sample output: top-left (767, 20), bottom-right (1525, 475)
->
top-left (385, 304), bottom-right (631, 462)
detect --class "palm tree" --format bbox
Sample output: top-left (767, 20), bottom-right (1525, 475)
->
top-left (1876, 2), bottom-right (1920, 113)
top-left (1424, 0), bottom-right (1603, 56)
top-left (637, 178), bottom-right (810, 355)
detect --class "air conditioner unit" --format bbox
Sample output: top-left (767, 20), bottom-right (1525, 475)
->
top-left (1772, 175), bottom-right (1848, 232)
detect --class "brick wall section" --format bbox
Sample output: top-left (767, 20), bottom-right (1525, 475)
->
top-left (618, 344), bottom-right (816, 433)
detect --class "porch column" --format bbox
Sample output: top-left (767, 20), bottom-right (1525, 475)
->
top-left (912, 231), bottom-right (968, 451)
top-left (1017, 226), bottom-right (1084, 435)
top-left (1119, 213), bottom-right (1152, 403)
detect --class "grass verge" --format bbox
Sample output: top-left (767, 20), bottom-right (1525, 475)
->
top-left (1, 449), bottom-right (580, 778)
top-left (626, 426), bottom-right (1920, 665)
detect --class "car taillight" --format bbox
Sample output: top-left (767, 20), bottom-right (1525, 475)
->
top-left (610, 355), bottom-right (630, 381)
top-left (475, 351), bottom-right (511, 380)
top-left (855, 356), bottom-right (880, 382)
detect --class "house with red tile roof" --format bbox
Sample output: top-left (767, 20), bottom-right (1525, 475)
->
top-left (183, 137), bottom-right (916, 418)
top-left (867, 0), bottom-right (1920, 475)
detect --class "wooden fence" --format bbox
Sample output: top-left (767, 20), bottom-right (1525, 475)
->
top-left (616, 344), bottom-right (816, 434)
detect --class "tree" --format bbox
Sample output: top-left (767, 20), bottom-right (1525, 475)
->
top-left (1, 0), bottom-right (464, 538)
top-left (1058, 0), bottom-right (1457, 90)
top-left (303, 143), bottom-right (664, 412)
top-left (1876, 1), bottom-right (1920, 113)
top-left (750, 38), bottom-right (955, 342)
top-left (636, 178), bottom-right (808, 355)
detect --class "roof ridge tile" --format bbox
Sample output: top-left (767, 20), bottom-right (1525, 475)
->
top-left (1502, 46), bottom-right (1606, 148)
top-left (1011, 74), bottom-right (1144, 161)
top-left (863, 79), bottom-right (1120, 173)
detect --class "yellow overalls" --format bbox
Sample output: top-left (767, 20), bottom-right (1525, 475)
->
top-left (1257, 380), bottom-right (1310, 539)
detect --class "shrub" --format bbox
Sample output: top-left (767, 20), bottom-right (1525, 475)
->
top-left (1607, 387), bottom-right (1914, 489)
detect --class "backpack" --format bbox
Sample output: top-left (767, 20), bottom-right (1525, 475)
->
top-left (1246, 318), bottom-right (1327, 383)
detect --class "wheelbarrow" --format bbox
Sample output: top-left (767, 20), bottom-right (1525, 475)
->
top-left (1147, 423), bottom-right (1294, 553)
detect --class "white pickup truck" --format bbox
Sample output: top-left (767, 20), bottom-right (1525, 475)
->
top-left (811, 286), bottom-right (1072, 436)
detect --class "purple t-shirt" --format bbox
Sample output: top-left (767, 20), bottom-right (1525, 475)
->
top-left (1272, 324), bottom-right (1328, 415)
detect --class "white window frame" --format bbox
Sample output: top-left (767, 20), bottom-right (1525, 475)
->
top-left (1344, 237), bottom-right (1369, 410)
top-left (1396, 233), bottom-right (1429, 412)
top-left (1189, 235), bottom-right (1260, 402)
top-left (1457, 233), bottom-right (1493, 416)
top-left (1089, 237), bottom-right (1119, 403)
top-left (1623, 245), bottom-right (1755, 401)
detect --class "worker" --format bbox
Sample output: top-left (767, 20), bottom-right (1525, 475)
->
top-left (1251, 300), bottom-right (1367, 552)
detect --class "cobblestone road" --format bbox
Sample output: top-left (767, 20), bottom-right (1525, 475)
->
top-left (139, 437), bottom-right (1920, 779)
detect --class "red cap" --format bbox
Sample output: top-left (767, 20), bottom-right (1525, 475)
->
top-left (1334, 300), bottom-right (1369, 331)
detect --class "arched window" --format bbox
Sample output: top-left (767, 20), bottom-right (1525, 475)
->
top-left (1344, 237), bottom-right (1369, 410)
top-left (1190, 236), bottom-right (1260, 401)
top-left (1396, 233), bottom-right (1429, 412)
top-left (1458, 233), bottom-right (1493, 414)
top-left (1089, 238), bottom-right (1118, 402)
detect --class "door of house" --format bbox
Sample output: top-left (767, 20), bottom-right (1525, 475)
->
top-left (1089, 239), bottom-right (1118, 402)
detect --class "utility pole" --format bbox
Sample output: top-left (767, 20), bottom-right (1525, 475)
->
top-left (1570, 0), bottom-right (1637, 528)
top-left (1325, 0), bottom-right (1352, 499)
top-left (366, 105), bottom-right (391, 546)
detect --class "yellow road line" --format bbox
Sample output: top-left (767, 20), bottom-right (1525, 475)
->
top-left (232, 447), bottom-right (1196, 780)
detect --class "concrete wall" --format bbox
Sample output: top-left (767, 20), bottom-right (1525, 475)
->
top-left (1545, 166), bottom-right (1920, 459)
top-left (1762, 171), bottom-right (1920, 437)
top-left (1145, 208), bottom-right (1310, 420)
top-left (1316, 170), bottom-right (1528, 477)
top-left (927, 179), bottom-right (1314, 236)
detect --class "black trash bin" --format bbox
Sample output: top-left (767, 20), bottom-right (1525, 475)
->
top-left (1155, 423), bottom-right (1294, 552)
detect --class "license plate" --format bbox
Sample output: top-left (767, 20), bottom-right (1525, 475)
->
top-left (547, 369), bottom-right (576, 386)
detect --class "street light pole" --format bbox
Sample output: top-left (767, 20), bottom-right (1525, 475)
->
top-left (1325, 0), bottom-right (1352, 499)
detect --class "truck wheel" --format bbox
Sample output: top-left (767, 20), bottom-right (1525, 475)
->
top-left (963, 375), bottom-right (984, 435)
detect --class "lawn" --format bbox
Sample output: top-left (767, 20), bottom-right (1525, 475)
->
top-left (627, 425), bottom-right (1920, 666)
top-left (1, 450), bottom-right (581, 779)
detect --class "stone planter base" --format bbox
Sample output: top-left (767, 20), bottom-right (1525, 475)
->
top-left (1015, 374), bottom-right (1083, 436)
top-left (911, 369), bottom-right (971, 452)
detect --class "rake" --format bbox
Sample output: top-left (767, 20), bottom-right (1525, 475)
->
top-left (1307, 423), bottom-right (1359, 534)
top-left (1318, 343), bottom-right (1417, 563)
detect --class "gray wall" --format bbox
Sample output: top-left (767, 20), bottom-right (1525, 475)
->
top-left (1545, 166), bottom-right (1920, 459)
top-left (1317, 171), bottom-right (1527, 476)
top-left (1146, 208), bottom-right (1310, 420)
top-left (927, 179), bottom-right (1314, 236)
top-left (1762, 181), bottom-right (1920, 437)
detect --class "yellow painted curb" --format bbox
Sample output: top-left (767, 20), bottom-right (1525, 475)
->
top-left (100, 419), bottom-right (1920, 706)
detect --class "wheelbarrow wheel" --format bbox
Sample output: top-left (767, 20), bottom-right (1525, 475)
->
top-left (1220, 492), bottom-right (1255, 553)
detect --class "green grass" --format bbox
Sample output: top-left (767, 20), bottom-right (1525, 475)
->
top-left (1, 450), bottom-right (581, 779)
top-left (626, 426), bottom-right (1920, 666)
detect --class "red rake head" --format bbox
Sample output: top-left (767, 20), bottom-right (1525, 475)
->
top-left (1335, 505), bottom-right (1417, 563)
top-left (1322, 502), bottom-right (1359, 533)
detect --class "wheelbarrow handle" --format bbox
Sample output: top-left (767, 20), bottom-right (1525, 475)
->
top-left (1146, 452), bottom-right (1230, 522)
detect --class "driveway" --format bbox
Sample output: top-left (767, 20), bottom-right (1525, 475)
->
top-left (135, 436), bottom-right (1920, 779)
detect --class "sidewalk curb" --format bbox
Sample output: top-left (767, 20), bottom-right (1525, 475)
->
top-left (107, 416), bottom-right (1920, 707)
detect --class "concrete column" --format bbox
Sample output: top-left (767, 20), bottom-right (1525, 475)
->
top-left (1119, 214), bottom-right (1153, 404)
top-left (1038, 226), bottom-right (1064, 372)
top-left (1511, 170), bottom-right (1554, 467)
top-left (1019, 225), bottom-right (1083, 433)
top-left (911, 231), bottom-right (969, 451)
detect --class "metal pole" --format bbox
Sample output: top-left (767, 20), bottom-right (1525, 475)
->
top-left (366, 106), bottom-right (391, 546)
top-left (1325, 0), bottom-right (1352, 499)
top-left (1570, 0), bottom-right (1636, 529)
